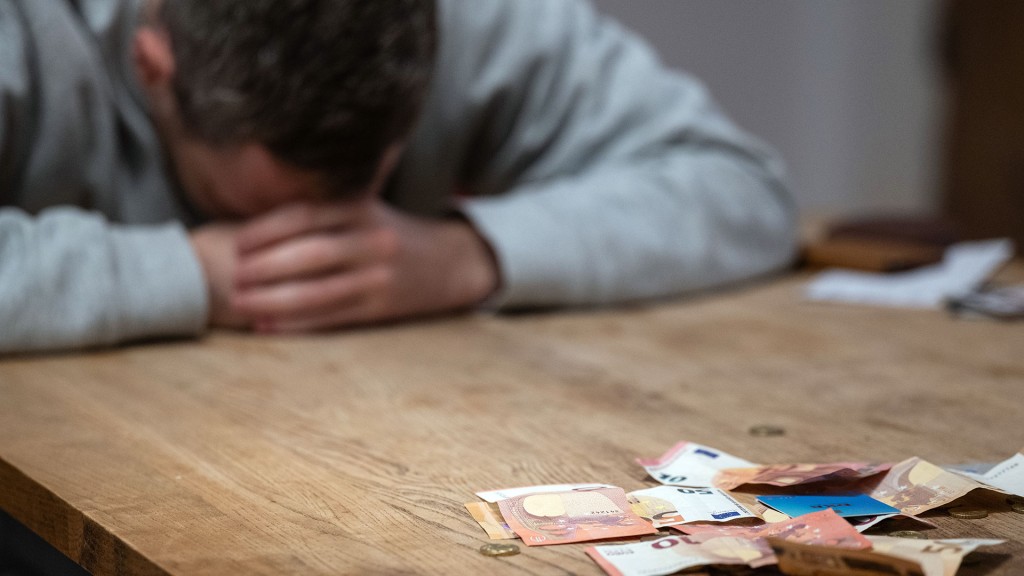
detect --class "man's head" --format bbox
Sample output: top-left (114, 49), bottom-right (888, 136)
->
top-left (135, 0), bottom-right (438, 218)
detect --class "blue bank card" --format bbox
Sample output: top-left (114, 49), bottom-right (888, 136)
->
top-left (757, 494), bottom-right (899, 518)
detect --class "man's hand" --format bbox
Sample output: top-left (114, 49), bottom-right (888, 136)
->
top-left (189, 223), bottom-right (251, 329)
top-left (230, 199), bottom-right (500, 333)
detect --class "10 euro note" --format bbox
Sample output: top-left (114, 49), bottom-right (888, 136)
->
top-left (586, 534), bottom-right (753, 576)
top-left (714, 462), bottom-right (892, 491)
top-left (637, 442), bottom-right (756, 487)
top-left (497, 486), bottom-right (656, 546)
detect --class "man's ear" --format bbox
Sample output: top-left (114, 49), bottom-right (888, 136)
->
top-left (133, 27), bottom-right (175, 90)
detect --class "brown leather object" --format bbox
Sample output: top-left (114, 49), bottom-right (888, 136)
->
top-left (801, 215), bottom-right (957, 272)
top-left (802, 238), bottom-right (945, 272)
top-left (827, 215), bottom-right (960, 248)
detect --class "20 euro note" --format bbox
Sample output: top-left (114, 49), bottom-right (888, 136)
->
top-left (497, 486), bottom-right (656, 546)
top-left (672, 509), bottom-right (871, 568)
top-left (628, 486), bottom-right (756, 528)
top-left (586, 509), bottom-right (871, 576)
top-left (714, 462), bottom-right (892, 490)
top-left (637, 442), bottom-right (756, 487)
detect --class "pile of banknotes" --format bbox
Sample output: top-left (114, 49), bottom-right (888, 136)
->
top-left (466, 441), bottom-right (1024, 575)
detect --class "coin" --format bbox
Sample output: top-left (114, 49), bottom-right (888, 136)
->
top-left (948, 506), bottom-right (988, 519)
top-left (748, 425), bottom-right (786, 437)
top-left (889, 530), bottom-right (927, 539)
top-left (479, 543), bottom-right (520, 557)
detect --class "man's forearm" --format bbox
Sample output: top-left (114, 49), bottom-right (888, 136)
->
top-left (0, 207), bottom-right (208, 354)
top-left (460, 151), bottom-right (798, 308)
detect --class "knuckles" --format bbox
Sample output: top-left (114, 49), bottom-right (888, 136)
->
top-left (367, 265), bottom-right (396, 290)
top-left (371, 226), bottom-right (401, 261)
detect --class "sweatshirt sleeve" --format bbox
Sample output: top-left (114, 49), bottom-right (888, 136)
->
top-left (0, 207), bottom-right (209, 354)
top-left (449, 0), bottom-right (798, 307)
top-left (1, 3), bottom-right (208, 353)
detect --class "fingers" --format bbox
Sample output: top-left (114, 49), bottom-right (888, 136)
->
top-left (254, 299), bottom-right (384, 333)
top-left (235, 227), bottom-right (398, 287)
top-left (236, 201), bottom-right (368, 253)
top-left (233, 265), bottom-right (393, 319)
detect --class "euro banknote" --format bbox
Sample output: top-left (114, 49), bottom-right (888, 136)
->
top-left (497, 486), bottom-right (656, 546)
top-left (715, 462), bottom-right (892, 490)
top-left (769, 535), bottom-right (1004, 576)
top-left (862, 457), bottom-right (1005, 516)
top-left (465, 501), bottom-right (517, 540)
top-left (637, 442), bottom-right (755, 487)
top-left (954, 449), bottom-right (1024, 498)
top-left (628, 486), bottom-right (756, 528)
top-left (587, 509), bottom-right (869, 575)
top-left (671, 509), bottom-right (870, 567)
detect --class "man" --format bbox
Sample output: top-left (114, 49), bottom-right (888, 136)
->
top-left (0, 0), bottom-right (797, 354)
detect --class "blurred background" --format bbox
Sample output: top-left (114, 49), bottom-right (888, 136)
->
top-left (593, 0), bottom-right (1024, 246)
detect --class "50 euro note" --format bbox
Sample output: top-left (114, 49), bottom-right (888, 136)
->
top-left (497, 486), bottom-right (656, 546)
top-left (628, 486), bottom-right (756, 528)
top-left (637, 442), bottom-right (756, 487)
top-left (769, 536), bottom-right (1005, 576)
top-left (465, 501), bottom-right (517, 540)
top-left (861, 457), bottom-right (1006, 516)
top-left (714, 462), bottom-right (892, 490)
top-left (867, 536), bottom-right (1006, 576)
top-left (587, 509), bottom-right (870, 575)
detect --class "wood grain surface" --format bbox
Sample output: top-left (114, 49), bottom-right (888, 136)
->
top-left (1, 269), bottom-right (1022, 575)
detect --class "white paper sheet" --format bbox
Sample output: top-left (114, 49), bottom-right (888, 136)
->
top-left (805, 239), bottom-right (1015, 308)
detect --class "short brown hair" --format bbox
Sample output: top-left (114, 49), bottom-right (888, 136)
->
top-left (160, 0), bottom-right (438, 195)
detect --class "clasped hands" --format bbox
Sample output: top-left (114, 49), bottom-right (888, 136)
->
top-left (189, 198), bottom-right (499, 332)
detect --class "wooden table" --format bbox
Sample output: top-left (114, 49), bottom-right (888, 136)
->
top-left (2, 269), bottom-right (1022, 575)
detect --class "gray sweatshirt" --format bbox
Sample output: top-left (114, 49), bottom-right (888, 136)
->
top-left (0, 0), bottom-right (797, 354)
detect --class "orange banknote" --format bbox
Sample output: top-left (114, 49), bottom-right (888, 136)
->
top-left (861, 457), bottom-right (1002, 516)
top-left (497, 487), bottom-right (656, 546)
top-left (587, 510), bottom-right (872, 575)
top-left (672, 509), bottom-right (871, 568)
top-left (465, 501), bottom-right (517, 540)
top-left (769, 537), bottom-right (927, 576)
top-left (673, 508), bottom-right (869, 544)
top-left (714, 462), bottom-right (892, 490)
top-left (770, 536), bottom-right (1005, 576)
